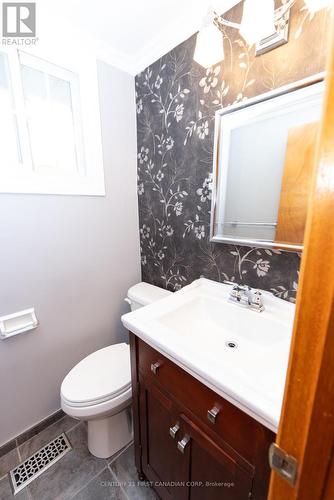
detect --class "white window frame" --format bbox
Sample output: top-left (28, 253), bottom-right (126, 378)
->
top-left (0, 46), bottom-right (105, 196)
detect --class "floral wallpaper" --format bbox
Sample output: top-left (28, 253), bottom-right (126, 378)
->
top-left (135, 0), bottom-right (330, 302)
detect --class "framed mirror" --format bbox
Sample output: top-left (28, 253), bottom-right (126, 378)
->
top-left (210, 74), bottom-right (325, 251)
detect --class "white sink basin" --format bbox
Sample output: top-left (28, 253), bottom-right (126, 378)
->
top-left (121, 278), bottom-right (295, 431)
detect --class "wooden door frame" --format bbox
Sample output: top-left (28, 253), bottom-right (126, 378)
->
top-left (268, 17), bottom-right (334, 500)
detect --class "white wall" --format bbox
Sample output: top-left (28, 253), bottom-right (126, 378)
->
top-left (0, 61), bottom-right (140, 446)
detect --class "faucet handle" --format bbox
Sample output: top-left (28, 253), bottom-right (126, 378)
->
top-left (229, 283), bottom-right (243, 301)
top-left (251, 290), bottom-right (264, 311)
top-left (225, 281), bottom-right (248, 302)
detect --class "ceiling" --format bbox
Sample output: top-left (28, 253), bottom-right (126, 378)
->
top-left (39, 0), bottom-right (241, 74)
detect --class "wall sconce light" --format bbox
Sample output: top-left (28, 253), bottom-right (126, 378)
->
top-left (193, 11), bottom-right (225, 67)
top-left (240, 0), bottom-right (276, 46)
top-left (194, 0), bottom-right (333, 68)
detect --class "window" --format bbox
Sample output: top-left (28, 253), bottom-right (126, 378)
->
top-left (0, 49), bottom-right (105, 195)
top-left (0, 52), bottom-right (21, 171)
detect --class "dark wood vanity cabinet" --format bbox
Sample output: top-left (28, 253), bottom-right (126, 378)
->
top-left (129, 333), bottom-right (275, 500)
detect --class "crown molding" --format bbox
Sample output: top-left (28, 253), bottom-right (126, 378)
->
top-left (95, 0), bottom-right (241, 76)
top-left (37, 0), bottom-right (242, 76)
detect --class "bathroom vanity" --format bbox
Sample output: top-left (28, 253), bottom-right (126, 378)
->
top-left (122, 278), bottom-right (295, 499)
top-left (129, 334), bottom-right (274, 500)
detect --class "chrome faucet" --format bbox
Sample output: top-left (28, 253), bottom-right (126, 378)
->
top-left (225, 282), bottom-right (265, 312)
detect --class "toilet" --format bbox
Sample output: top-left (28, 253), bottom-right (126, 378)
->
top-left (60, 282), bottom-right (171, 458)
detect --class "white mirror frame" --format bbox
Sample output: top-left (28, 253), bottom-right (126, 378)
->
top-left (210, 72), bottom-right (326, 251)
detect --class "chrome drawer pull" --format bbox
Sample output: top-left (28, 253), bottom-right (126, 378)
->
top-left (207, 406), bottom-right (220, 424)
top-left (169, 423), bottom-right (180, 439)
top-left (177, 435), bottom-right (190, 453)
top-left (150, 362), bottom-right (161, 374)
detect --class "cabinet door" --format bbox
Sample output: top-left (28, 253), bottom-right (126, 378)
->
top-left (139, 377), bottom-right (188, 500)
top-left (178, 414), bottom-right (254, 500)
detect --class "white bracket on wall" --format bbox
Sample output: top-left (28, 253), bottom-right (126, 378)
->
top-left (255, 7), bottom-right (290, 56)
top-left (0, 308), bottom-right (39, 340)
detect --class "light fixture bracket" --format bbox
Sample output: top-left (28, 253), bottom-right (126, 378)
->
top-left (214, 0), bottom-right (296, 55)
top-left (256, 6), bottom-right (290, 56)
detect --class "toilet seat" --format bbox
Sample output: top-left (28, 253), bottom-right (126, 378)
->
top-left (61, 386), bottom-right (132, 420)
top-left (61, 343), bottom-right (131, 408)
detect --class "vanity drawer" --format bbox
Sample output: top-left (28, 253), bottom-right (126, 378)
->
top-left (136, 337), bottom-right (274, 464)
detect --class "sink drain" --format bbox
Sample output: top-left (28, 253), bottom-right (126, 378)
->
top-left (225, 340), bottom-right (238, 349)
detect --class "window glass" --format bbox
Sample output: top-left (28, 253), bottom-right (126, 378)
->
top-left (0, 52), bottom-right (21, 170)
top-left (21, 64), bottom-right (78, 175)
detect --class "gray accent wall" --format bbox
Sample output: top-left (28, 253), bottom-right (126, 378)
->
top-left (0, 61), bottom-right (140, 446)
top-left (135, 1), bottom-right (329, 302)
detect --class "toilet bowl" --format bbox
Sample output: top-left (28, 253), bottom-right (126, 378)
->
top-left (60, 282), bottom-right (171, 458)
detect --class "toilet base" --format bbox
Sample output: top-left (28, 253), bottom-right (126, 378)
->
top-left (87, 407), bottom-right (133, 458)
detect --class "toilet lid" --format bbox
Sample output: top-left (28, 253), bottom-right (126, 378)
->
top-left (61, 343), bottom-right (131, 406)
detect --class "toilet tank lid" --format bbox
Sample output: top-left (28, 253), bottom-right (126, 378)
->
top-left (127, 282), bottom-right (172, 306)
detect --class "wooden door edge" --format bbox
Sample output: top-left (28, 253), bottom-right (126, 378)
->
top-left (268, 14), bottom-right (334, 500)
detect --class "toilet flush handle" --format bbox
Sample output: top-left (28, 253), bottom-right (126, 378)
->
top-left (124, 298), bottom-right (131, 305)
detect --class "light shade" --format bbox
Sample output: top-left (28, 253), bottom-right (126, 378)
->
top-left (194, 24), bottom-right (224, 68)
top-left (240, 0), bottom-right (276, 46)
top-left (304, 0), bottom-right (333, 14)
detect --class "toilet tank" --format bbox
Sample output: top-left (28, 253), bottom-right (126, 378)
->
top-left (126, 282), bottom-right (172, 311)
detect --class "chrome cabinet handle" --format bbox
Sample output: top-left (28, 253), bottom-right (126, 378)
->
top-left (177, 435), bottom-right (191, 453)
top-left (150, 362), bottom-right (161, 374)
top-left (207, 406), bottom-right (220, 424)
top-left (169, 423), bottom-right (180, 439)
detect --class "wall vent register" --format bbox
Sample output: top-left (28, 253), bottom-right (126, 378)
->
top-left (9, 433), bottom-right (72, 495)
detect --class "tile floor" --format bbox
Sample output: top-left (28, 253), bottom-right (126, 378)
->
top-left (0, 416), bottom-right (158, 500)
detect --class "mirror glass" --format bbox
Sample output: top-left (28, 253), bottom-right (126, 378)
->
top-left (211, 77), bottom-right (324, 250)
